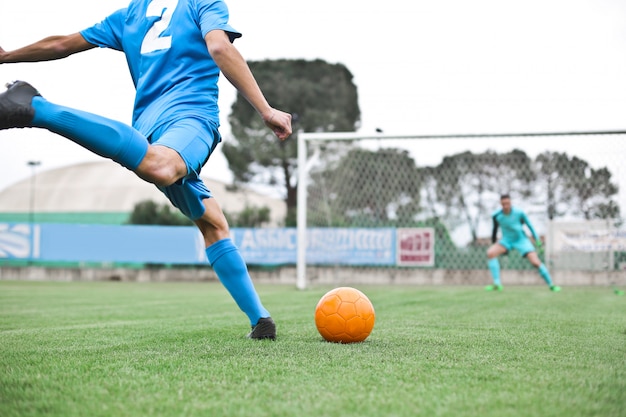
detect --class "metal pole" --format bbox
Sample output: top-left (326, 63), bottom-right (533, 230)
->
top-left (27, 161), bottom-right (40, 264)
top-left (296, 133), bottom-right (308, 290)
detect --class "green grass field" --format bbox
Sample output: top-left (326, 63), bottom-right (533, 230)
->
top-left (1, 281), bottom-right (625, 417)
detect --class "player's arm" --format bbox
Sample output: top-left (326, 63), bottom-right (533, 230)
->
top-left (521, 211), bottom-right (540, 244)
top-left (491, 216), bottom-right (499, 244)
top-left (0, 33), bottom-right (95, 64)
top-left (204, 29), bottom-right (292, 141)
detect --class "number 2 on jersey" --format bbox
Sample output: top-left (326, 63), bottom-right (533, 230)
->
top-left (140, 0), bottom-right (179, 54)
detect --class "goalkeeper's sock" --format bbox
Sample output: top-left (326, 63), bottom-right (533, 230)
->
top-left (206, 238), bottom-right (270, 326)
top-left (538, 263), bottom-right (553, 286)
top-left (488, 258), bottom-right (501, 286)
top-left (31, 97), bottom-right (148, 170)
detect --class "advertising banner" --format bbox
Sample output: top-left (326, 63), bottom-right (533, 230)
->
top-left (396, 228), bottom-right (435, 266)
top-left (0, 223), bottom-right (206, 264)
top-left (554, 229), bottom-right (626, 252)
top-left (1, 224), bottom-right (434, 267)
top-left (230, 228), bottom-right (395, 265)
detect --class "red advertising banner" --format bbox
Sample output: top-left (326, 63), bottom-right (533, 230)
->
top-left (396, 228), bottom-right (435, 266)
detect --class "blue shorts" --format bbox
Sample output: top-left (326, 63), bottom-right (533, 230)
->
top-left (499, 237), bottom-right (535, 257)
top-left (149, 117), bottom-right (221, 220)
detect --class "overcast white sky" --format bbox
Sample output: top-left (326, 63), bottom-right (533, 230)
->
top-left (1, 0), bottom-right (626, 194)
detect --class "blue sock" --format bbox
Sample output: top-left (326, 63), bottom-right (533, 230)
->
top-left (488, 258), bottom-right (501, 286)
top-left (538, 263), bottom-right (553, 286)
top-left (31, 97), bottom-right (148, 170)
top-left (206, 238), bottom-right (270, 325)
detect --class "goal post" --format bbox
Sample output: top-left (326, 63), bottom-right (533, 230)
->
top-left (297, 132), bottom-right (423, 289)
top-left (296, 130), bottom-right (626, 290)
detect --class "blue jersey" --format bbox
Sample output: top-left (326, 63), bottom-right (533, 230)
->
top-left (491, 206), bottom-right (538, 244)
top-left (80, 0), bottom-right (241, 137)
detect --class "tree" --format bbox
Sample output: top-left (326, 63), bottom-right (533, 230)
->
top-left (127, 200), bottom-right (193, 226)
top-left (307, 148), bottom-right (421, 226)
top-left (224, 205), bottom-right (271, 227)
top-left (223, 59), bottom-right (360, 226)
top-left (420, 149), bottom-right (535, 243)
top-left (534, 151), bottom-right (620, 220)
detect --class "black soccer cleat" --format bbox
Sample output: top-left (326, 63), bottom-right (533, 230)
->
top-left (0, 80), bottom-right (41, 130)
top-left (247, 317), bottom-right (276, 340)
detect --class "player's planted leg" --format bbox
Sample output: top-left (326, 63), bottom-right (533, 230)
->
top-left (486, 258), bottom-right (503, 291)
top-left (206, 238), bottom-right (276, 340)
top-left (247, 317), bottom-right (276, 340)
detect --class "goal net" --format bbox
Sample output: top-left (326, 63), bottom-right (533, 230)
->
top-left (296, 131), bottom-right (626, 289)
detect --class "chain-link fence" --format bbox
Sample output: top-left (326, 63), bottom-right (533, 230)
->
top-left (297, 131), bottom-right (626, 287)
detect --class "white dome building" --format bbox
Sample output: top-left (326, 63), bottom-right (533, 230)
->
top-left (0, 160), bottom-right (286, 226)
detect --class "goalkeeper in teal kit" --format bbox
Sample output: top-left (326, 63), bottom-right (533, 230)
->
top-left (486, 195), bottom-right (561, 292)
top-left (0, 0), bottom-right (292, 339)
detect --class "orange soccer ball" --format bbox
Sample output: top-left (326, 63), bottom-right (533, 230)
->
top-left (314, 287), bottom-right (376, 343)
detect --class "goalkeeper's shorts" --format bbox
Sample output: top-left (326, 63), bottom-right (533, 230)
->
top-left (498, 237), bottom-right (536, 257)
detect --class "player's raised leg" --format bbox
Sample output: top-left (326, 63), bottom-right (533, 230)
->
top-left (0, 81), bottom-right (38, 128)
top-left (0, 81), bottom-right (148, 170)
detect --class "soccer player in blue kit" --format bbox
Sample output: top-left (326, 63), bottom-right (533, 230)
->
top-left (0, 0), bottom-right (293, 339)
top-left (486, 194), bottom-right (561, 292)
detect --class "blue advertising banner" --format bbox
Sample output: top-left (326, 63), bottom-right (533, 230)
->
top-left (0, 223), bottom-right (206, 264)
top-left (306, 228), bottom-right (395, 265)
top-left (230, 227), bottom-right (396, 265)
top-left (0, 223), bottom-right (36, 259)
top-left (0, 224), bottom-right (432, 266)
top-left (230, 228), bottom-right (297, 264)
